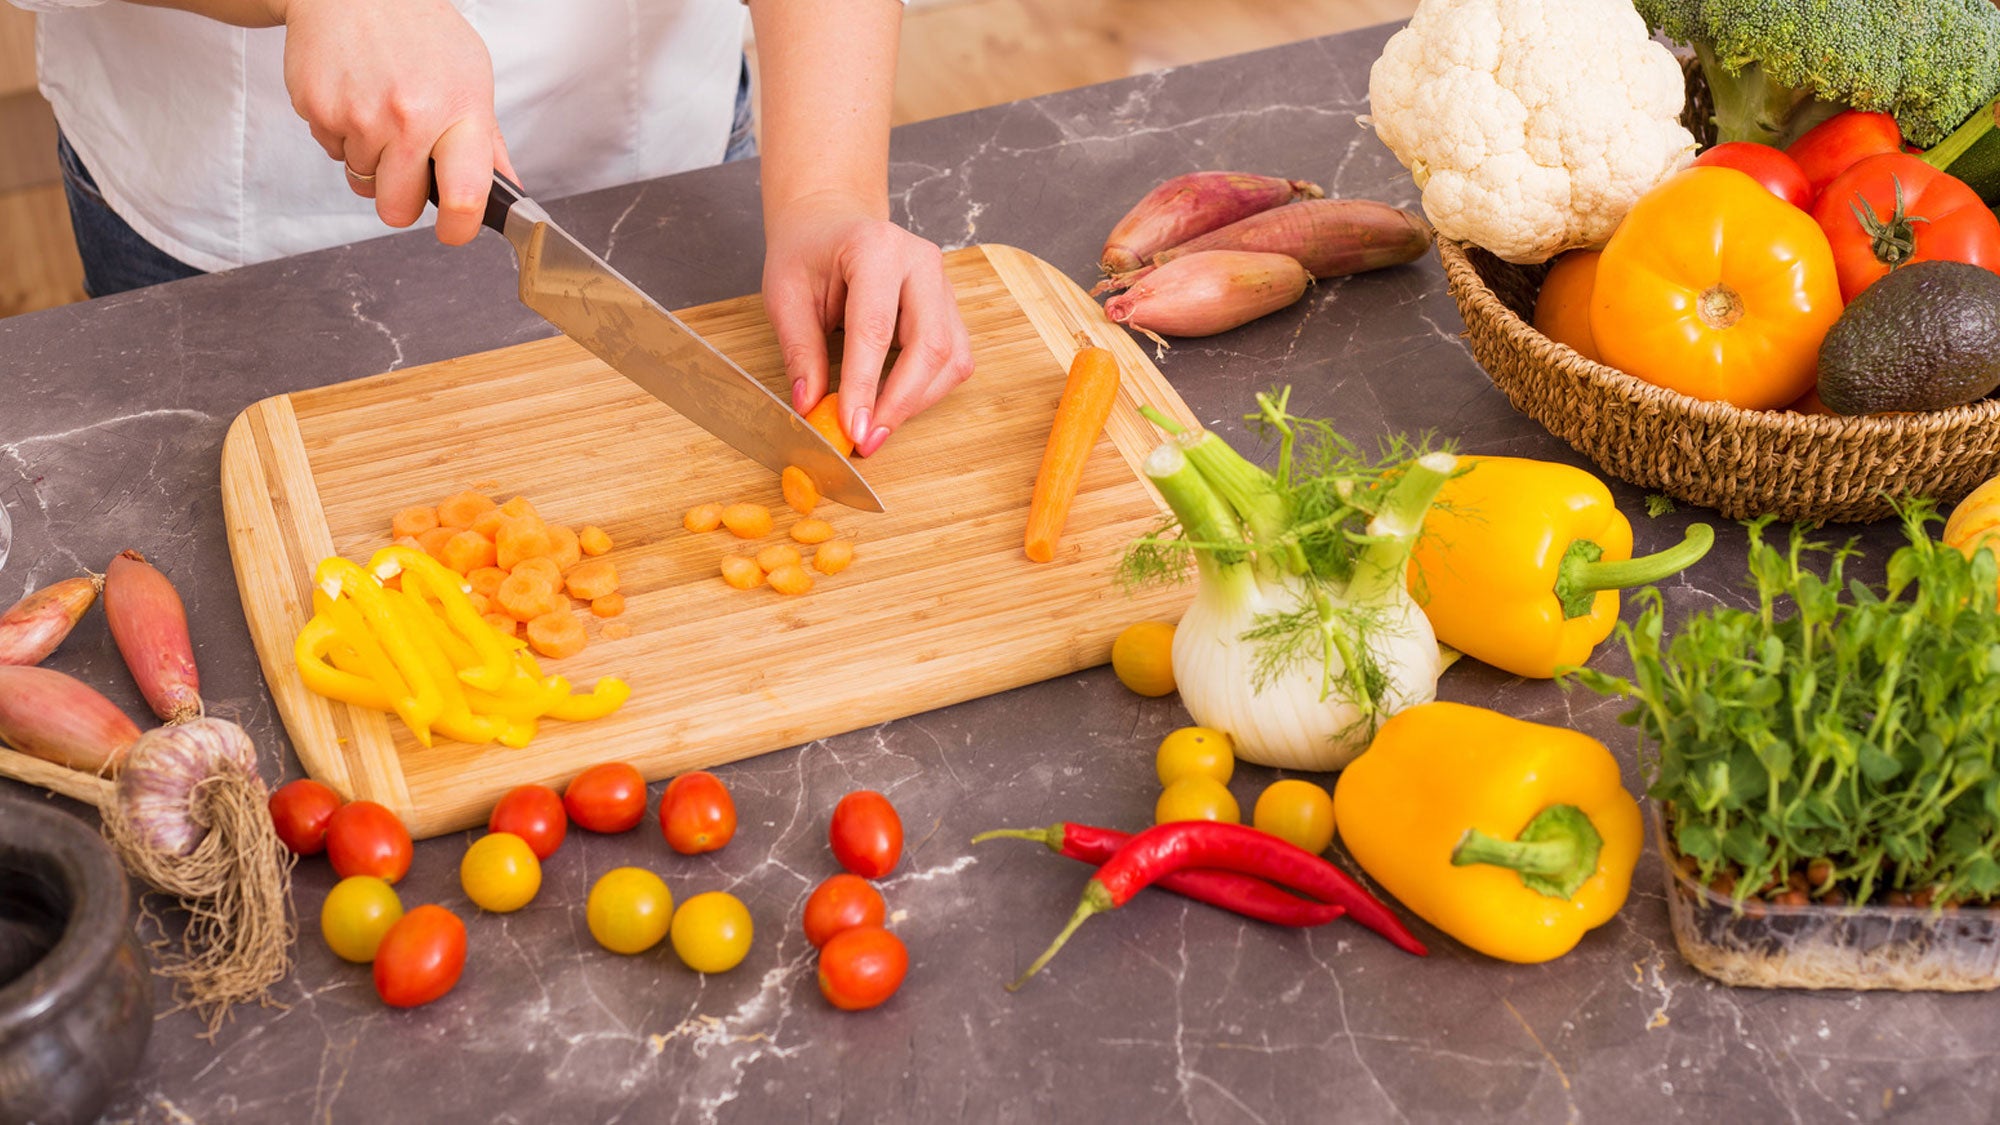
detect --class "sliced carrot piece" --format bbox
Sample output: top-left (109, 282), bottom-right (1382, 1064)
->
top-left (392, 534), bottom-right (425, 552)
top-left (525, 609), bottom-right (587, 660)
top-left (565, 558), bottom-right (619, 601)
top-left (590, 593), bottom-right (626, 618)
top-left (813, 539), bottom-right (855, 575)
top-left (781, 466), bottom-right (820, 516)
top-left (468, 590), bottom-right (494, 616)
top-left (684, 504), bottom-right (725, 533)
top-left (601, 622), bottom-right (633, 641)
top-left (470, 507), bottom-right (511, 539)
top-left (721, 503), bottom-right (773, 539)
top-left (514, 557), bottom-right (563, 588)
top-left (417, 526), bottom-right (456, 563)
top-left (442, 529), bottom-right (497, 574)
top-left (437, 491), bottom-right (497, 529)
top-left (467, 566), bottom-right (508, 598)
top-left (790, 518), bottom-right (836, 545)
top-left (720, 556), bottom-right (763, 590)
top-left (496, 520), bottom-right (553, 571)
top-left (578, 525), bottom-right (614, 555)
top-left (803, 392), bottom-right (854, 457)
top-left (766, 562), bottom-right (814, 595)
top-left (497, 571), bottom-right (562, 621)
top-left (499, 495), bottom-right (540, 522)
top-left (547, 524), bottom-right (582, 572)
top-left (482, 612), bottom-right (520, 638)
top-left (392, 506), bottom-right (440, 540)
top-left (755, 544), bottom-right (801, 573)
top-left (1024, 340), bottom-right (1121, 563)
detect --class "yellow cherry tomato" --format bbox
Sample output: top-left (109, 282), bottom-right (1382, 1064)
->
top-left (587, 867), bottom-right (673, 955)
top-left (1112, 621), bottom-right (1177, 697)
top-left (1155, 726), bottom-right (1235, 787)
top-left (1155, 775), bottom-right (1241, 826)
top-left (321, 875), bottom-right (404, 963)
top-left (460, 831), bottom-right (542, 913)
top-left (670, 891), bottom-right (755, 974)
top-left (1252, 779), bottom-right (1337, 854)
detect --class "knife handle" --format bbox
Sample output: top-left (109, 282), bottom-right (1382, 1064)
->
top-left (426, 162), bottom-right (527, 236)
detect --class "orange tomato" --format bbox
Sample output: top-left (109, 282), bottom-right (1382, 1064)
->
top-left (1531, 250), bottom-right (1602, 364)
top-left (1590, 167), bottom-right (1842, 410)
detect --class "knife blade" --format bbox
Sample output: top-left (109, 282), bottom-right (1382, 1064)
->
top-left (440, 170), bottom-right (883, 513)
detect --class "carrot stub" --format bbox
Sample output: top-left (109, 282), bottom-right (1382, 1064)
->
top-left (812, 540), bottom-right (855, 575)
top-left (766, 563), bottom-right (814, 596)
top-left (684, 504), bottom-right (725, 534)
top-left (578, 526), bottom-right (614, 556)
top-left (392, 506), bottom-right (440, 540)
top-left (755, 544), bottom-right (802, 573)
top-left (526, 610), bottom-right (588, 660)
top-left (720, 556), bottom-right (763, 590)
top-left (781, 467), bottom-right (820, 516)
top-left (1024, 339), bottom-right (1122, 563)
top-left (590, 593), bottom-right (627, 618)
top-left (437, 491), bottom-right (497, 529)
top-left (565, 559), bottom-right (620, 601)
top-left (721, 504), bottom-right (773, 539)
top-left (790, 518), bottom-right (836, 545)
top-left (803, 392), bottom-right (854, 457)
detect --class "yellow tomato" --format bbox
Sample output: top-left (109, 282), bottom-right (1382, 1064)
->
top-left (1252, 779), bottom-right (1337, 854)
top-left (1155, 726), bottom-right (1235, 787)
top-left (587, 867), bottom-right (673, 955)
top-left (670, 891), bottom-right (755, 974)
top-left (1156, 775), bottom-right (1241, 826)
top-left (460, 832), bottom-right (542, 913)
top-left (1112, 621), bottom-right (1177, 697)
top-left (321, 875), bottom-right (404, 963)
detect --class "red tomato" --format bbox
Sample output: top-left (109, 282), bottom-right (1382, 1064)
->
top-left (1786, 110), bottom-right (1903, 202)
top-left (372, 904), bottom-right (467, 1008)
top-left (802, 874), bottom-right (887, 948)
top-left (829, 791), bottom-right (903, 878)
top-left (269, 778), bottom-right (343, 856)
top-left (489, 784), bottom-right (567, 860)
top-left (325, 801), bottom-right (413, 884)
top-left (563, 762), bottom-right (647, 834)
top-left (817, 926), bottom-right (907, 1011)
top-left (1693, 142), bottom-right (1811, 210)
top-left (1812, 153), bottom-right (2000, 301)
top-left (661, 771), bottom-right (737, 855)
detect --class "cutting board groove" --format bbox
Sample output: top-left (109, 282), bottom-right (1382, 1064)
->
top-left (220, 244), bottom-right (1196, 839)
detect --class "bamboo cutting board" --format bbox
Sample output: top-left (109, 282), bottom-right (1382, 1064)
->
top-left (218, 245), bottom-right (1198, 839)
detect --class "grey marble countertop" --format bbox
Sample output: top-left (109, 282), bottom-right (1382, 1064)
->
top-left (2, 23), bottom-right (1984, 1125)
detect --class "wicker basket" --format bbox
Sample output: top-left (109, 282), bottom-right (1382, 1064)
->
top-left (1434, 63), bottom-right (2000, 524)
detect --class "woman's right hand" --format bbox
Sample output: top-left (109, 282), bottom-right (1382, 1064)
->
top-left (277, 0), bottom-right (515, 245)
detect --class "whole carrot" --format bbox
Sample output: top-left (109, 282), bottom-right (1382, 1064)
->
top-left (0, 574), bottom-right (102, 666)
top-left (104, 549), bottom-right (202, 723)
top-left (974, 822), bottom-right (1346, 927)
top-left (1023, 337), bottom-right (1122, 563)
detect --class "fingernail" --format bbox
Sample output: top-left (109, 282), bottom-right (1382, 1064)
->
top-left (792, 379), bottom-right (807, 412)
top-left (850, 407), bottom-right (872, 445)
top-left (857, 425), bottom-right (892, 458)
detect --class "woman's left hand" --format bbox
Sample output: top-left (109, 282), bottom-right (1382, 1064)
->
top-left (761, 190), bottom-right (974, 457)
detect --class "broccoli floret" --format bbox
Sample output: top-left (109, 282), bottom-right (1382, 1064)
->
top-left (1634, 0), bottom-right (2000, 148)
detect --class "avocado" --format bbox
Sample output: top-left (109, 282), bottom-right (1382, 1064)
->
top-left (1817, 260), bottom-right (2000, 415)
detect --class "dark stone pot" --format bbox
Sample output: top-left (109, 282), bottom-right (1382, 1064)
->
top-left (0, 797), bottom-right (152, 1124)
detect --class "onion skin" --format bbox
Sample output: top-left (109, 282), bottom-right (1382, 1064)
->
top-left (105, 549), bottom-right (202, 724)
top-left (1097, 199), bottom-right (1433, 295)
top-left (1104, 250), bottom-right (1311, 338)
top-left (0, 574), bottom-right (102, 666)
top-left (0, 664), bottom-right (142, 773)
top-left (115, 717), bottom-right (259, 857)
top-left (1100, 172), bottom-right (1323, 275)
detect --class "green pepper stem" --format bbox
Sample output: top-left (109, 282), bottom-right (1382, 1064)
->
top-left (1554, 524), bottom-right (1715, 620)
top-left (1007, 880), bottom-right (1115, 991)
top-left (1346, 451), bottom-right (1458, 605)
top-left (971, 826), bottom-right (1064, 853)
top-left (1451, 804), bottom-right (1604, 901)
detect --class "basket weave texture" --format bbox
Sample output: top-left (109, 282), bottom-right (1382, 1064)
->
top-left (1435, 63), bottom-right (2000, 523)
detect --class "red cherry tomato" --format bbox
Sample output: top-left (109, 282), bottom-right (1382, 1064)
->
top-left (489, 784), bottom-right (567, 860)
top-left (372, 904), bottom-right (467, 1008)
top-left (802, 874), bottom-right (887, 949)
top-left (325, 800), bottom-right (413, 884)
top-left (1693, 142), bottom-right (1811, 210)
top-left (268, 778), bottom-right (343, 856)
top-left (828, 790), bottom-right (903, 878)
top-left (1813, 152), bottom-right (2000, 301)
top-left (817, 925), bottom-right (907, 1011)
top-left (1786, 110), bottom-right (1903, 203)
top-left (661, 771), bottom-right (737, 855)
top-left (563, 762), bottom-right (647, 834)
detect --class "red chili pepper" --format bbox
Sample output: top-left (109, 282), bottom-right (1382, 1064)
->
top-left (1007, 820), bottom-right (1426, 991)
top-left (973, 823), bottom-right (1346, 928)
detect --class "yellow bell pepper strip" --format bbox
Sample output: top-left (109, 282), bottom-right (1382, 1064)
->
top-left (312, 569), bottom-right (435, 744)
top-left (316, 557), bottom-right (442, 745)
top-left (293, 614), bottom-right (394, 711)
top-left (1331, 701), bottom-right (1642, 964)
top-left (547, 677), bottom-right (632, 722)
top-left (1405, 456), bottom-right (1714, 678)
top-left (384, 587), bottom-right (505, 746)
top-left (372, 546), bottom-right (513, 692)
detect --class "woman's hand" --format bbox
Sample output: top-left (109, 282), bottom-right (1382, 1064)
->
top-left (763, 191), bottom-right (974, 457)
top-left (278, 0), bottom-right (515, 245)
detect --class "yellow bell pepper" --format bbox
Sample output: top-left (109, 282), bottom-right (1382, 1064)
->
top-left (1332, 701), bottom-right (1642, 964)
top-left (1406, 456), bottom-right (1713, 678)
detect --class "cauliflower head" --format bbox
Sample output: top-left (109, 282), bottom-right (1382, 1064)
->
top-left (1369, 0), bottom-right (1697, 264)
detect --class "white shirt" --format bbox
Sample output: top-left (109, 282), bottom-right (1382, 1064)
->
top-left (17, 0), bottom-right (747, 272)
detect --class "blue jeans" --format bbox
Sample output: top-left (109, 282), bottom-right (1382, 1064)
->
top-left (62, 59), bottom-right (759, 298)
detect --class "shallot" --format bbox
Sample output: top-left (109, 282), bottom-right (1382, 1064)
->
top-left (1104, 250), bottom-right (1311, 341)
top-left (0, 664), bottom-right (142, 773)
top-left (0, 574), bottom-right (101, 666)
top-left (1096, 198), bottom-right (1433, 295)
top-left (105, 549), bottom-right (202, 723)
top-left (1100, 171), bottom-right (1322, 275)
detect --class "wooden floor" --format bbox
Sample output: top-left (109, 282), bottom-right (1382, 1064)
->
top-left (0, 0), bottom-right (1413, 320)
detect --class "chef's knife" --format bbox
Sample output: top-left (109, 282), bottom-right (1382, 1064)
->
top-left (432, 170), bottom-right (883, 512)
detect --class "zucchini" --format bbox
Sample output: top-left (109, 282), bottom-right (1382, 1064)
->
top-left (1925, 94), bottom-right (2000, 204)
